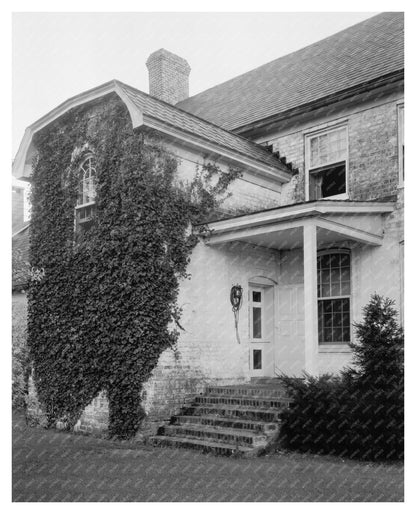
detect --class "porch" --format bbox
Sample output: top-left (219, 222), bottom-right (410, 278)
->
top-left (204, 200), bottom-right (395, 376)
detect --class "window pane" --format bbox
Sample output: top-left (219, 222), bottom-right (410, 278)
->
top-left (309, 128), bottom-right (347, 169)
top-left (340, 253), bottom-right (350, 267)
top-left (253, 350), bottom-right (262, 370)
top-left (318, 298), bottom-right (350, 344)
top-left (332, 328), bottom-right (343, 342)
top-left (342, 326), bottom-right (351, 342)
top-left (78, 156), bottom-right (97, 206)
top-left (341, 281), bottom-right (351, 295)
top-left (252, 291), bottom-right (262, 303)
top-left (252, 307), bottom-right (262, 339)
top-left (320, 164), bottom-right (346, 197)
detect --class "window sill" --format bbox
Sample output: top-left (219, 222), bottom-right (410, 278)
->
top-left (321, 193), bottom-right (349, 201)
top-left (318, 344), bottom-right (351, 354)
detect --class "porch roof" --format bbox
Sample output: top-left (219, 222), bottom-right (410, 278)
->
top-left (204, 200), bottom-right (395, 249)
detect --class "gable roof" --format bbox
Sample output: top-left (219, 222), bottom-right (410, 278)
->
top-left (177, 12), bottom-right (404, 132)
top-left (13, 80), bottom-right (292, 183)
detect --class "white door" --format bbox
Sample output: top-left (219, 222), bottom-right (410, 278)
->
top-left (248, 286), bottom-right (274, 377)
top-left (276, 284), bottom-right (305, 376)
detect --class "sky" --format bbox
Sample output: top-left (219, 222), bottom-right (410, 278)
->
top-left (12, 11), bottom-right (377, 160)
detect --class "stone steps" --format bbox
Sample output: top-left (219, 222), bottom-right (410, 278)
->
top-left (183, 406), bottom-right (281, 422)
top-left (205, 386), bottom-right (287, 398)
top-left (151, 436), bottom-right (255, 456)
top-left (162, 424), bottom-right (268, 447)
top-left (172, 414), bottom-right (278, 432)
top-left (193, 395), bottom-right (291, 409)
top-left (150, 381), bottom-right (292, 456)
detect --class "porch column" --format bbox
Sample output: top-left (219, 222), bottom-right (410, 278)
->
top-left (303, 221), bottom-right (318, 375)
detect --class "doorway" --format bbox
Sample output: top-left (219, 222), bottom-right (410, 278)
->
top-left (248, 285), bottom-right (275, 377)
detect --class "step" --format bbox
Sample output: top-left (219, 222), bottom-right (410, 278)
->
top-left (150, 435), bottom-right (256, 456)
top-left (193, 395), bottom-right (292, 409)
top-left (172, 415), bottom-right (278, 432)
top-left (161, 424), bottom-right (268, 447)
top-left (205, 386), bottom-right (288, 398)
top-left (251, 377), bottom-right (287, 385)
top-left (183, 405), bottom-right (282, 422)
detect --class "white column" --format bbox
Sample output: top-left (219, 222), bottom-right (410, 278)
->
top-left (303, 221), bottom-right (318, 375)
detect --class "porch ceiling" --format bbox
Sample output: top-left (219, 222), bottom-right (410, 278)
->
top-left (205, 200), bottom-right (395, 250)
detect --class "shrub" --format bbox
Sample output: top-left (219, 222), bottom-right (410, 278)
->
top-left (279, 294), bottom-right (404, 461)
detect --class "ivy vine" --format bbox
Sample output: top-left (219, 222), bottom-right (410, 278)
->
top-left (28, 94), bottom-right (240, 438)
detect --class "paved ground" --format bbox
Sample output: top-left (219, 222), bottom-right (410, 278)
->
top-left (12, 412), bottom-right (404, 502)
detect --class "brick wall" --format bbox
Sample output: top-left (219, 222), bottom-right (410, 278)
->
top-left (174, 146), bottom-right (283, 216)
top-left (139, 241), bottom-right (280, 420)
top-left (265, 94), bottom-right (403, 204)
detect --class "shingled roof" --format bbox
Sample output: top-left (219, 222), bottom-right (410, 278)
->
top-left (116, 82), bottom-right (290, 171)
top-left (14, 79), bottom-right (293, 180)
top-left (177, 12), bottom-right (404, 132)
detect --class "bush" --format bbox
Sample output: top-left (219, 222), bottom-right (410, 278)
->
top-left (278, 294), bottom-right (404, 461)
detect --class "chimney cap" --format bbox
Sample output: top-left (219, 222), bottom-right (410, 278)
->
top-left (146, 48), bottom-right (191, 74)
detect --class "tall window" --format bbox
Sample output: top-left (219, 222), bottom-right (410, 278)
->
top-left (306, 126), bottom-right (348, 200)
top-left (317, 250), bottom-right (351, 344)
top-left (75, 155), bottom-right (96, 232)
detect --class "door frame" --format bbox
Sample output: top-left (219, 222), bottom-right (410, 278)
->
top-left (248, 281), bottom-right (275, 377)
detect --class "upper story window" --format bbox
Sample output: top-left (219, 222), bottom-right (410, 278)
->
top-left (75, 155), bottom-right (96, 232)
top-left (398, 103), bottom-right (404, 186)
top-left (317, 250), bottom-right (351, 345)
top-left (306, 125), bottom-right (348, 201)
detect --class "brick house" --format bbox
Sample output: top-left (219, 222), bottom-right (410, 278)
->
top-left (12, 13), bottom-right (404, 444)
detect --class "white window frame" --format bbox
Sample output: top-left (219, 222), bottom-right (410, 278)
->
top-left (397, 103), bottom-right (404, 187)
top-left (305, 124), bottom-right (349, 201)
top-left (249, 287), bottom-right (265, 342)
top-left (317, 249), bottom-right (352, 346)
top-left (75, 155), bottom-right (97, 232)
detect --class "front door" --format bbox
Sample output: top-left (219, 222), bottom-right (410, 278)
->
top-left (248, 286), bottom-right (274, 377)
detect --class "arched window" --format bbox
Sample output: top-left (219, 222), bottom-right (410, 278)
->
top-left (75, 155), bottom-right (96, 232)
top-left (317, 249), bottom-right (351, 344)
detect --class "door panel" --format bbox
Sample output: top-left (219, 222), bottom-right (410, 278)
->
top-left (276, 284), bottom-right (305, 376)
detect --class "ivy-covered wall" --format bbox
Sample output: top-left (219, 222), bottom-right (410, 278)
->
top-left (28, 93), bottom-right (239, 438)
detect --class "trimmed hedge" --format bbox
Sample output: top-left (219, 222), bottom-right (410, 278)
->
top-left (279, 294), bottom-right (404, 461)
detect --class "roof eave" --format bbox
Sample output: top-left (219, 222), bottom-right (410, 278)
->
top-left (142, 114), bottom-right (292, 185)
top-left (12, 80), bottom-right (143, 180)
top-left (204, 200), bottom-right (396, 234)
top-left (233, 70), bottom-right (404, 137)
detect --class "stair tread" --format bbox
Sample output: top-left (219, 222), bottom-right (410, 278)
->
top-left (151, 435), bottom-right (254, 453)
top-left (198, 394), bottom-right (290, 400)
top-left (165, 423), bottom-right (266, 438)
top-left (208, 385), bottom-right (286, 390)
top-left (174, 415), bottom-right (276, 426)
top-left (191, 402), bottom-right (288, 411)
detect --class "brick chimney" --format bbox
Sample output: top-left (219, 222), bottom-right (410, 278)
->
top-left (146, 49), bottom-right (191, 105)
